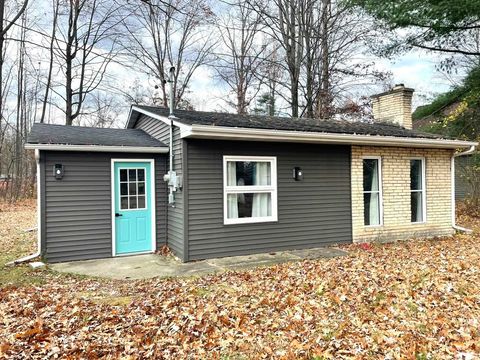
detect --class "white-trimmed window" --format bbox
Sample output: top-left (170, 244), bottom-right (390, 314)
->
top-left (410, 158), bottom-right (426, 223)
top-left (363, 157), bottom-right (382, 226)
top-left (223, 156), bottom-right (277, 225)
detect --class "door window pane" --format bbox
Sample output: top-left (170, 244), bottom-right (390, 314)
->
top-left (138, 169), bottom-right (145, 181)
top-left (120, 183), bottom-right (128, 196)
top-left (129, 196), bottom-right (137, 209)
top-left (138, 182), bottom-right (145, 195)
top-left (120, 169), bottom-right (127, 182)
top-left (129, 182), bottom-right (137, 196)
top-left (129, 169), bottom-right (136, 181)
top-left (120, 196), bottom-right (129, 210)
top-left (138, 195), bottom-right (145, 208)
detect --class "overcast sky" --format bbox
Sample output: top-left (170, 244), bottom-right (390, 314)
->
top-left (177, 51), bottom-right (456, 118)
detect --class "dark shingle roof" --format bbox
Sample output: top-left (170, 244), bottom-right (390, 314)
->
top-left (27, 123), bottom-right (167, 147)
top-left (133, 105), bottom-right (444, 140)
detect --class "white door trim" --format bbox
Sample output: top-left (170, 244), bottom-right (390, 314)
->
top-left (111, 158), bottom-right (156, 257)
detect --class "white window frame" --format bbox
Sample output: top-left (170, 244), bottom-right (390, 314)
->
top-left (223, 155), bottom-right (278, 225)
top-left (410, 157), bottom-right (427, 224)
top-left (362, 156), bottom-right (383, 227)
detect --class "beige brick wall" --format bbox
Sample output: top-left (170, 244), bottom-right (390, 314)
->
top-left (351, 146), bottom-right (454, 243)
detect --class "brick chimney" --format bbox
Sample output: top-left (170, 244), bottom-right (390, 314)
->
top-left (371, 84), bottom-right (414, 129)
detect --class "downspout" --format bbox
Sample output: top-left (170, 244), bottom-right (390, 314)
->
top-left (7, 149), bottom-right (42, 265)
top-left (451, 145), bottom-right (476, 233)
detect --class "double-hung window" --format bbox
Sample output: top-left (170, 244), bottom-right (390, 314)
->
top-left (223, 156), bottom-right (277, 224)
top-left (410, 158), bottom-right (426, 223)
top-left (363, 157), bottom-right (382, 226)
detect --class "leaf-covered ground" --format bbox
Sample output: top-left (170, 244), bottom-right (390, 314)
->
top-left (1, 200), bottom-right (480, 359)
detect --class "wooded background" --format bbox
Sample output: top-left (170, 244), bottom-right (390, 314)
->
top-left (1, 0), bottom-right (479, 201)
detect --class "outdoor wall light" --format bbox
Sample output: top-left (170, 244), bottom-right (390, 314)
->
top-left (53, 164), bottom-right (64, 180)
top-left (293, 167), bottom-right (303, 181)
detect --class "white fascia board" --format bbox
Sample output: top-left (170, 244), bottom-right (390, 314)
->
top-left (130, 106), bottom-right (190, 130)
top-left (24, 143), bottom-right (169, 153)
top-left (182, 124), bottom-right (478, 149)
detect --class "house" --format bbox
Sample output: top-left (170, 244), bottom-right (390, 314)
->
top-left (25, 85), bottom-right (477, 263)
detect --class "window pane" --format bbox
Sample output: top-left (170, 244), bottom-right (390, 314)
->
top-left (411, 192), bottom-right (423, 222)
top-left (129, 169), bottom-right (136, 181)
top-left (363, 159), bottom-right (379, 192)
top-left (129, 183), bottom-right (137, 196)
top-left (410, 160), bottom-right (422, 190)
top-left (138, 182), bottom-right (145, 195)
top-left (227, 161), bottom-right (271, 186)
top-left (227, 192), bottom-right (272, 219)
top-left (120, 183), bottom-right (128, 196)
top-left (120, 196), bottom-right (129, 210)
top-left (120, 169), bottom-right (127, 182)
top-left (138, 169), bottom-right (145, 181)
top-left (129, 196), bottom-right (137, 209)
top-left (138, 195), bottom-right (145, 208)
top-left (364, 192), bottom-right (380, 226)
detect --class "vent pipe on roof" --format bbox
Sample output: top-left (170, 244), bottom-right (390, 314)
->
top-left (168, 66), bottom-right (175, 116)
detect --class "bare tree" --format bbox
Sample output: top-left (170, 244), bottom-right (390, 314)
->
top-left (214, 1), bottom-right (266, 114)
top-left (247, 0), bottom-right (385, 119)
top-left (47, 0), bottom-right (126, 125)
top-left (123, 0), bottom-right (216, 109)
top-left (0, 0), bottom-right (29, 124)
top-left (248, 0), bottom-right (307, 117)
top-left (0, 0), bottom-right (29, 181)
top-left (38, 0), bottom-right (59, 124)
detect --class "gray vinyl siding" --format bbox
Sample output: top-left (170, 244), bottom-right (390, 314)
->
top-left (134, 115), bottom-right (185, 260)
top-left (186, 140), bottom-right (352, 260)
top-left (42, 151), bottom-right (167, 263)
top-left (455, 155), bottom-right (473, 200)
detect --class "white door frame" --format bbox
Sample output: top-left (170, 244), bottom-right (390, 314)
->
top-left (111, 158), bottom-right (156, 257)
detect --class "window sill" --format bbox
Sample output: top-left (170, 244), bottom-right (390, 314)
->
top-left (224, 217), bottom-right (278, 225)
top-left (363, 224), bottom-right (383, 229)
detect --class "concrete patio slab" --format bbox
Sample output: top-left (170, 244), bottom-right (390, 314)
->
top-left (50, 247), bottom-right (348, 280)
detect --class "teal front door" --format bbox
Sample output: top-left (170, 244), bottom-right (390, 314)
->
top-left (114, 161), bottom-right (153, 255)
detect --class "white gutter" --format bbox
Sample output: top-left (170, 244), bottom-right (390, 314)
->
top-left (24, 143), bottom-right (169, 153)
top-left (7, 149), bottom-right (42, 265)
top-left (451, 145), bottom-right (477, 233)
top-left (181, 124), bottom-right (477, 149)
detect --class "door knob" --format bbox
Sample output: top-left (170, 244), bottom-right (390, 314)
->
top-left (115, 213), bottom-right (123, 217)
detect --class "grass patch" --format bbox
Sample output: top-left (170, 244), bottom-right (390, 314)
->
top-left (0, 199), bottom-right (50, 287)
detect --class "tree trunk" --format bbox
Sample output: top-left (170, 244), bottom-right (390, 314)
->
top-left (40, 0), bottom-right (59, 124)
top-left (316, 0), bottom-right (330, 118)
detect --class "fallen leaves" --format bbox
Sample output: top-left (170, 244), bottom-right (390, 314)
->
top-left (1, 204), bottom-right (480, 358)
